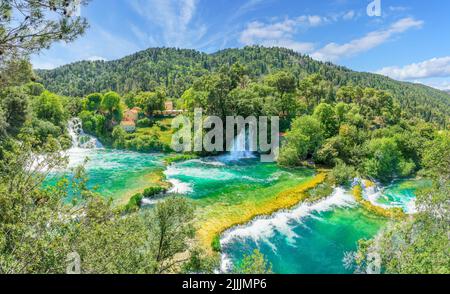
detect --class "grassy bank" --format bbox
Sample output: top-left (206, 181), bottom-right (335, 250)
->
top-left (115, 169), bottom-right (171, 207)
top-left (164, 154), bottom-right (199, 165)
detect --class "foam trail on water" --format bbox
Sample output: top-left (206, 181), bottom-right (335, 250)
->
top-left (164, 162), bottom-right (237, 181)
top-left (190, 159), bottom-right (225, 167)
top-left (219, 187), bottom-right (355, 273)
top-left (167, 178), bottom-right (193, 194)
top-left (362, 183), bottom-right (416, 214)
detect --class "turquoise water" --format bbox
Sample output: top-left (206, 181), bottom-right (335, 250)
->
top-left (372, 179), bottom-right (431, 213)
top-left (165, 158), bottom-right (414, 274)
top-left (48, 145), bottom-right (421, 273)
top-left (45, 148), bottom-right (164, 201)
top-left (220, 190), bottom-right (386, 274)
top-left (164, 156), bottom-right (312, 199)
top-left (219, 179), bottom-right (425, 274)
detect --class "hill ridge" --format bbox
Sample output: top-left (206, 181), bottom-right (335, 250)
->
top-left (36, 46), bottom-right (449, 126)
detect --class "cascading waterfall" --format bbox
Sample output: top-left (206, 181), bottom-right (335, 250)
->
top-left (228, 128), bottom-right (255, 160)
top-left (219, 187), bottom-right (358, 273)
top-left (354, 178), bottom-right (420, 214)
top-left (65, 118), bottom-right (104, 168)
top-left (68, 118), bottom-right (103, 149)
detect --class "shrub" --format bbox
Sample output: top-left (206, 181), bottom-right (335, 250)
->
top-left (211, 235), bottom-right (221, 252)
top-left (155, 121), bottom-right (168, 131)
top-left (137, 118), bottom-right (152, 128)
top-left (143, 186), bottom-right (165, 198)
top-left (330, 160), bottom-right (356, 186)
top-left (125, 193), bottom-right (143, 212)
top-left (277, 144), bottom-right (301, 167)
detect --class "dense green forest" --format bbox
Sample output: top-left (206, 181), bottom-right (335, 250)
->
top-left (36, 46), bottom-right (450, 127)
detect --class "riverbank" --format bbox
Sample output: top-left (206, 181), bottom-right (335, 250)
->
top-left (352, 185), bottom-right (405, 219)
top-left (115, 169), bottom-right (171, 207)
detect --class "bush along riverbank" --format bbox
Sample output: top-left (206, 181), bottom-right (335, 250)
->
top-left (124, 185), bottom-right (168, 212)
top-left (119, 169), bottom-right (172, 210)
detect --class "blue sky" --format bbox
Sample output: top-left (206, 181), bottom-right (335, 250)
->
top-left (32, 0), bottom-right (450, 91)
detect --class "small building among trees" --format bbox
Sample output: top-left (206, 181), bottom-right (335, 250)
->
top-left (120, 120), bottom-right (136, 133)
top-left (123, 107), bottom-right (141, 122)
top-left (161, 101), bottom-right (184, 116)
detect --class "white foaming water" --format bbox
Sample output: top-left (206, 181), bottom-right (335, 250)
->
top-left (190, 159), bottom-right (225, 167)
top-left (164, 164), bottom-right (236, 181)
top-left (219, 187), bottom-right (356, 272)
top-left (68, 118), bottom-right (103, 149)
top-left (406, 199), bottom-right (417, 214)
top-left (64, 147), bottom-right (96, 168)
top-left (225, 129), bottom-right (256, 161)
top-left (167, 178), bottom-right (193, 194)
top-left (64, 118), bottom-right (105, 168)
top-left (362, 183), bottom-right (416, 214)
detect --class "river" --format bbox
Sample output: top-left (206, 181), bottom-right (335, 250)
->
top-left (44, 120), bottom-right (427, 273)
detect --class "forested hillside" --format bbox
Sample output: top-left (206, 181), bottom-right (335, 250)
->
top-left (36, 46), bottom-right (450, 126)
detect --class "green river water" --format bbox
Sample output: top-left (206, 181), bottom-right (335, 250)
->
top-left (48, 145), bottom-right (426, 273)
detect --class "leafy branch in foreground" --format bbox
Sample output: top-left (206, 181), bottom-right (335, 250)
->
top-left (0, 134), bottom-right (207, 274)
top-left (0, 0), bottom-right (89, 58)
top-left (233, 250), bottom-right (272, 274)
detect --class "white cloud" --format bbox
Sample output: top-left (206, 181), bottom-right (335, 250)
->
top-left (342, 10), bottom-right (355, 21)
top-left (311, 18), bottom-right (423, 62)
top-left (239, 15), bottom-right (330, 53)
top-left (415, 80), bottom-right (450, 91)
top-left (32, 24), bottom-right (140, 70)
top-left (129, 0), bottom-right (206, 47)
top-left (238, 11), bottom-right (367, 54)
top-left (389, 6), bottom-right (410, 12)
top-left (87, 56), bottom-right (107, 62)
top-left (237, 0), bottom-right (265, 13)
top-left (31, 58), bottom-right (65, 70)
top-left (377, 56), bottom-right (450, 80)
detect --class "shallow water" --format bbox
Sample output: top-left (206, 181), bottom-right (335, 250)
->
top-left (372, 179), bottom-right (431, 213)
top-left (45, 148), bottom-right (164, 201)
top-left (220, 189), bottom-right (386, 273)
top-left (46, 146), bottom-right (423, 273)
top-left (163, 156), bottom-right (308, 199)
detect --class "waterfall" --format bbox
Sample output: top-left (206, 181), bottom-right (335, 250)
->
top-left (68, 118), bottom-right (103, 149)
top-left (228, 128), bottom-right (255, 160)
